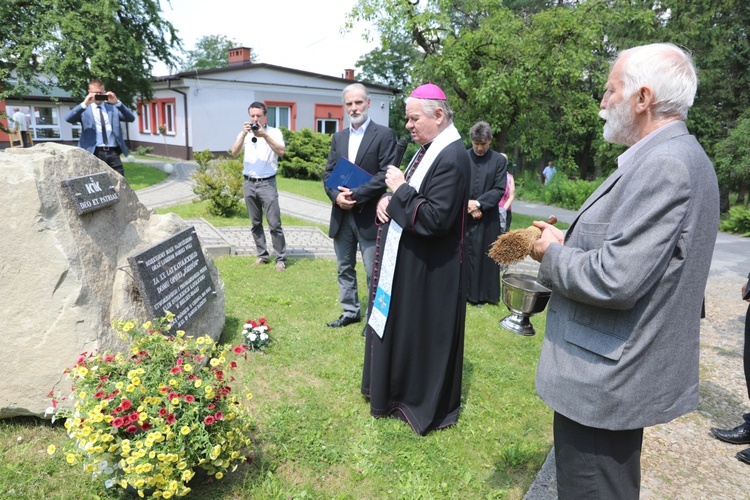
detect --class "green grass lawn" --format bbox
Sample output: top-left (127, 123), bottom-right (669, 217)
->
top-left (0, 171), bottom-right (560, 498)
top-left (123, 162), bottom-right (168, 190)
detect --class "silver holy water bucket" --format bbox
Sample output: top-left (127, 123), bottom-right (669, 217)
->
top-left (499, 273), bottom-right (552, 336)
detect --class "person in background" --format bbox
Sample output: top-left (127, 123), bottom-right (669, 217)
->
top-left (498, 157), bottom-right (515, 233)
top-left (323, 83), bottom-right (397, 329)
top-left (542, 160), bottom-right (556, 184)
top-left (231, 101), bottom-right (288, 272)
top-left (65, 79), bottom-right (136, 176)
top-left (11, 108), bottom-right (31, 148)
top-left (465, 121), bottom-right (506, 305)
top-left (710, 272), bottom-right (750, 465)
top-left (530, 43), bottom-right (719, 498)
top-left (361, 83), bottom-right (470, 435)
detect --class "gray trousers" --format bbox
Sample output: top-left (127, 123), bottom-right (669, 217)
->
top-left (333, 212), bottom-right (375, 319)
top-left (243, 177), bottom-right (286, 262)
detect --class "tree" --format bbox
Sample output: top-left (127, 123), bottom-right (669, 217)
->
top-left (0, 0), bottom-right (180, 107)
top-left (181, 34), bottom-right (246, 72)
top-left (356, 36), bottom-right (418, 134)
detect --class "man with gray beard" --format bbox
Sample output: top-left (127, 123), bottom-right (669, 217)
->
top-left (323, 83), bottom-right (397, 329)
top-left (530, 43), bottom-right (719, 498)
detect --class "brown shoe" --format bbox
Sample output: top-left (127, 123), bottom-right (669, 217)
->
top-left (275, 262), bottom-right (286, 272)
top-left (251, 258), bottom-right (268, 267)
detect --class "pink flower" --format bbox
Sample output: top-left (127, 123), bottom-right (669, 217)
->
top-left (93, 391), bottom-right (105, 399)
top-left (141, 421), bottom-right (152, 431)
top-left (166, 414), bottom-right (176, 424)
top-left (112, 417), bottom-right (125, 428)
top-left (204, 415), bottom-right (215, 425)
top-left (185, 394), bottom-right (195, 403)
top-left (129, 412), bottom-right (139, 423)
top-left (214, 411), bottom-right (223, 421)
top-left (233, 346), bottom-right (244, 355)
top-left (170, 366), bottom-right (183, 374)
top-left (158, 408), bottom-right (168, 417)
top-left (121, 399), bottom-right (132, 411)
top-left (126, 425), bottom-right (138, 433)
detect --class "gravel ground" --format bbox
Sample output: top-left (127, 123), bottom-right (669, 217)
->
top-left (640, 274), bottom-right (750, 499)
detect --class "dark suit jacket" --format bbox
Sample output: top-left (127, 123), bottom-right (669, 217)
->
top-left (65, 102), bottom-right (136, 156)
top-left (323, 121), bottom-right (397, 240)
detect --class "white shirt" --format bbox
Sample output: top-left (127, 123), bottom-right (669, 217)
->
top-left (238, 125), bottom-right (285, 178)
top-left (93, 103), bottom-right (115, 147)
top-left (12, 111), bottom-right (28, 131)
top-left (347, 118), bottom-right (370, 163)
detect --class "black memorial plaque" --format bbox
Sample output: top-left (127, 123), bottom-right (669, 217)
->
top-left (128, 227), bottom-right (216, 331)
top-left (60, 172), bottom-right (119, 215)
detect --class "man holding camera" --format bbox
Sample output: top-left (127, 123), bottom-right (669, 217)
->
top-left (231, 101), bottom-right (288, 272)
top-left (65, 79), bottom-right (136, 176)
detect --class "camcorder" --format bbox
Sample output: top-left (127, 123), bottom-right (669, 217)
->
top-left (94, 94), bottom-right (109, 102)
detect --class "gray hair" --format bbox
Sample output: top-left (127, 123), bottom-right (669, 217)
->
top-left (616, 43), bottom-right (697, 121)
top-left (469, 121), bottom-right (493, 142)
top-left (405, 96), bottom-right (454, 122)
top-left (342, 83), bottom-right (369, 102)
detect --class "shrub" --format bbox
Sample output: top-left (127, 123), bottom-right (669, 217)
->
top-left (542, 174), bottom-right (603, 210)
top-left (192, 150), bottom-right (244, 217)
top-left (278, 127), bottom-right (331, 180)
top-left (720, 205), bottom-right (750, 236)
top-left (135, 146), bottom-right (154, 156)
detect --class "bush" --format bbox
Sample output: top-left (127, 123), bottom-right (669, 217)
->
top-left (191, 150), bottom-right (244, 217)
top-left (516, 169), bottom-right (603, 211)
top-left (135, 145), bottom-right (154, 155)
top-left (720, 205), bottom-right (750, 236)
top-left (278, 127), bottom-right (331, 180)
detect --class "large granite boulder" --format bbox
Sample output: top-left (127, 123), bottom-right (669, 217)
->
top-left (0, 143), bottom-right (226, 419)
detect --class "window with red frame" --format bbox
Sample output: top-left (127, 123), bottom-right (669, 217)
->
top-left (137, 98), bottom-right (176, 135)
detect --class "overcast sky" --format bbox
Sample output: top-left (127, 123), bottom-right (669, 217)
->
top-left (154, 0), bottom-right (379, 78)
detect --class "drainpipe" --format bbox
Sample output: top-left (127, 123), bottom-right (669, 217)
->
top-left (167, 79), bottom-right (190, 160)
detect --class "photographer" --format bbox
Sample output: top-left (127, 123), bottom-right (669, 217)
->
top-left (231, 101), bottom-right (288, 271)
top-left (65, 79), bottom-right (136, 176)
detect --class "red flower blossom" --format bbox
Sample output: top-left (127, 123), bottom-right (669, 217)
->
top-left (233, 346), bottom-right (244, 355)
top-left (207, 403), bottom-right (215, 410)
top-left (204, 415), bottom-right (215, 425)
top-left (229, 361), bottom-right (238, 369)
top-left (141, 421), bottom-right (152, 431)
top-left (159, 386), bottom-right (169, 393)
top-left (114, 405), bottom-right (123, 413)
top-left (103, 355), bottom-right (115, 363)
top-left (105, 390), bottom-right (119, 400)
top-left (125, 425), bottom-right (138, 433)
top-left (93, 391), bottom-right (105, 399)
top-left (214, 411), bottom-right (223, 421)
top-left (176, 357), bottom-right (184, 366)
top-left (112, 417), bottom-right (125, 428)
top-left (129, 412), bottom-right (140, 423)
top-left (185, 395), bottom-right (195, 403)
top-left (158, 408), bottom-right (168, 417)
top-left (170, 366), bottom-right (183, 374)
top-left (166, 414), bottom-right (176, 424)
top-left (121, 399), bottom-right (132, 411)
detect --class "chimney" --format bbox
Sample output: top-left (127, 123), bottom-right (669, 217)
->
top-left (344, 69), bottom-right (355, 80)
top-left (228, 47), bottom-right (252, 65)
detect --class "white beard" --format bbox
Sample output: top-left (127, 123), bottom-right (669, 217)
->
top-left (349, 112), bottom-right (368, 126)
top-left (599, 99), bottom-right (636, 146)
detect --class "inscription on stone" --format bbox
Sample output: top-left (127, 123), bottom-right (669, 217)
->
top-left (60, 172), bottom-right (119, 215)
top-left (128, 227), bottom-right (216, 331)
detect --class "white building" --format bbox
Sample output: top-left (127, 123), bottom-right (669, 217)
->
top-left (128, 48), bottom-right (399, 159)
top-left (1, 48), bottom-right (400, 159)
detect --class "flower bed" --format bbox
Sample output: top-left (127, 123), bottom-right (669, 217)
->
top-left (49, 313), bottom-right (253, 498)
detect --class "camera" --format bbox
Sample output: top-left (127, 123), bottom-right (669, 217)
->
top-left (94, 94), bottom-right (108, 102)
top-left (250, 122), bottom-right (260, 131)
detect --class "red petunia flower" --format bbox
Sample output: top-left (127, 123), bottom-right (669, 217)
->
top-left (112, 417), bottom-right (125, 428)
top-left (141, 421), bottom-right (152, 431)
top-left (214, 411), bottom-right (223, 420)
top-left (204, 415), bottom-right (215, 425)
top-left (93, 391), bottom-right (105, 399)
top-left (184, 395), bottom-right (195, 403)
top-left (158, 408), bottom-right (168, 417)
top-left (170, 366), bottom-right (183, 374)
top-left (126, 425), bottom-right (138, 433)
top-left (166, 414), bottom-right (176, 424)
top-left (121, 399), bottom-right (132, 411)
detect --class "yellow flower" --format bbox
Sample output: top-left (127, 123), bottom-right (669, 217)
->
top-left (171, 397), bottom-right (179, 406)
top-left (183, 364), bottom-right (193, 372)
top-left (115, 381), bottom-right (124, 390)
top-left (47, 444), bottom-right (56, 455)
top-left (131, 376), bottom-right (141, 386)
top-left (142, 321), bottom-right (152, 329)
top-left (210, 358), bottom-right (220, 367)
top-left (194, 379), bottom-right (202, 388)
top-left (122, 321), bottom-right (135, 332)
top-left (180, 426), bottom-right (190, 435)
top-left (126, 384), bottom-right (136, 393)
top-left (169, 378), bottom-right (178, 387)
top-left (215, 472), bottom-right (224, 480)
top-left (196, 337), bottom-right (205, 345)
top-left (162, 492), bottom-right (173, 499)
top-left (66, 453), bottom-right (76, 464)
top-left (76, 366), bottom-right (88, 377)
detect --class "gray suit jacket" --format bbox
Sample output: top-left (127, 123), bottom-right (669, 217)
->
top-left (535, 121), bottom-right (719, 430)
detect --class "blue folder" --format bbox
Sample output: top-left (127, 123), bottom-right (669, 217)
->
top-left (324, 157), bottom-right (373, 191)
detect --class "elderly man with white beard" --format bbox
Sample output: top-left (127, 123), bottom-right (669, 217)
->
top-left (529, 43), bottom-right (720, 498)
top-left (323, 83), bottom-right (397, 329)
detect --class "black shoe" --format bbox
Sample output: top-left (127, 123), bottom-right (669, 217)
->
top-left (737, 448), bottom-right (750, 465)
top-left (327, 315), bottom-right (361, 328)
top-left (711, 423), bottom-right (750, 444)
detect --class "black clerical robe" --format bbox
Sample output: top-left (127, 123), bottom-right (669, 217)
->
top-left (466, 149), bottom-right (507, 304)
top-left (361, 138), bottom-right (470, 435)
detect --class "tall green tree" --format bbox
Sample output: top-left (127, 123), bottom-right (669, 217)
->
top-left (180, 34), bottom-right (246, 72)
top-left (0, 0), bottom-right (180, 106)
